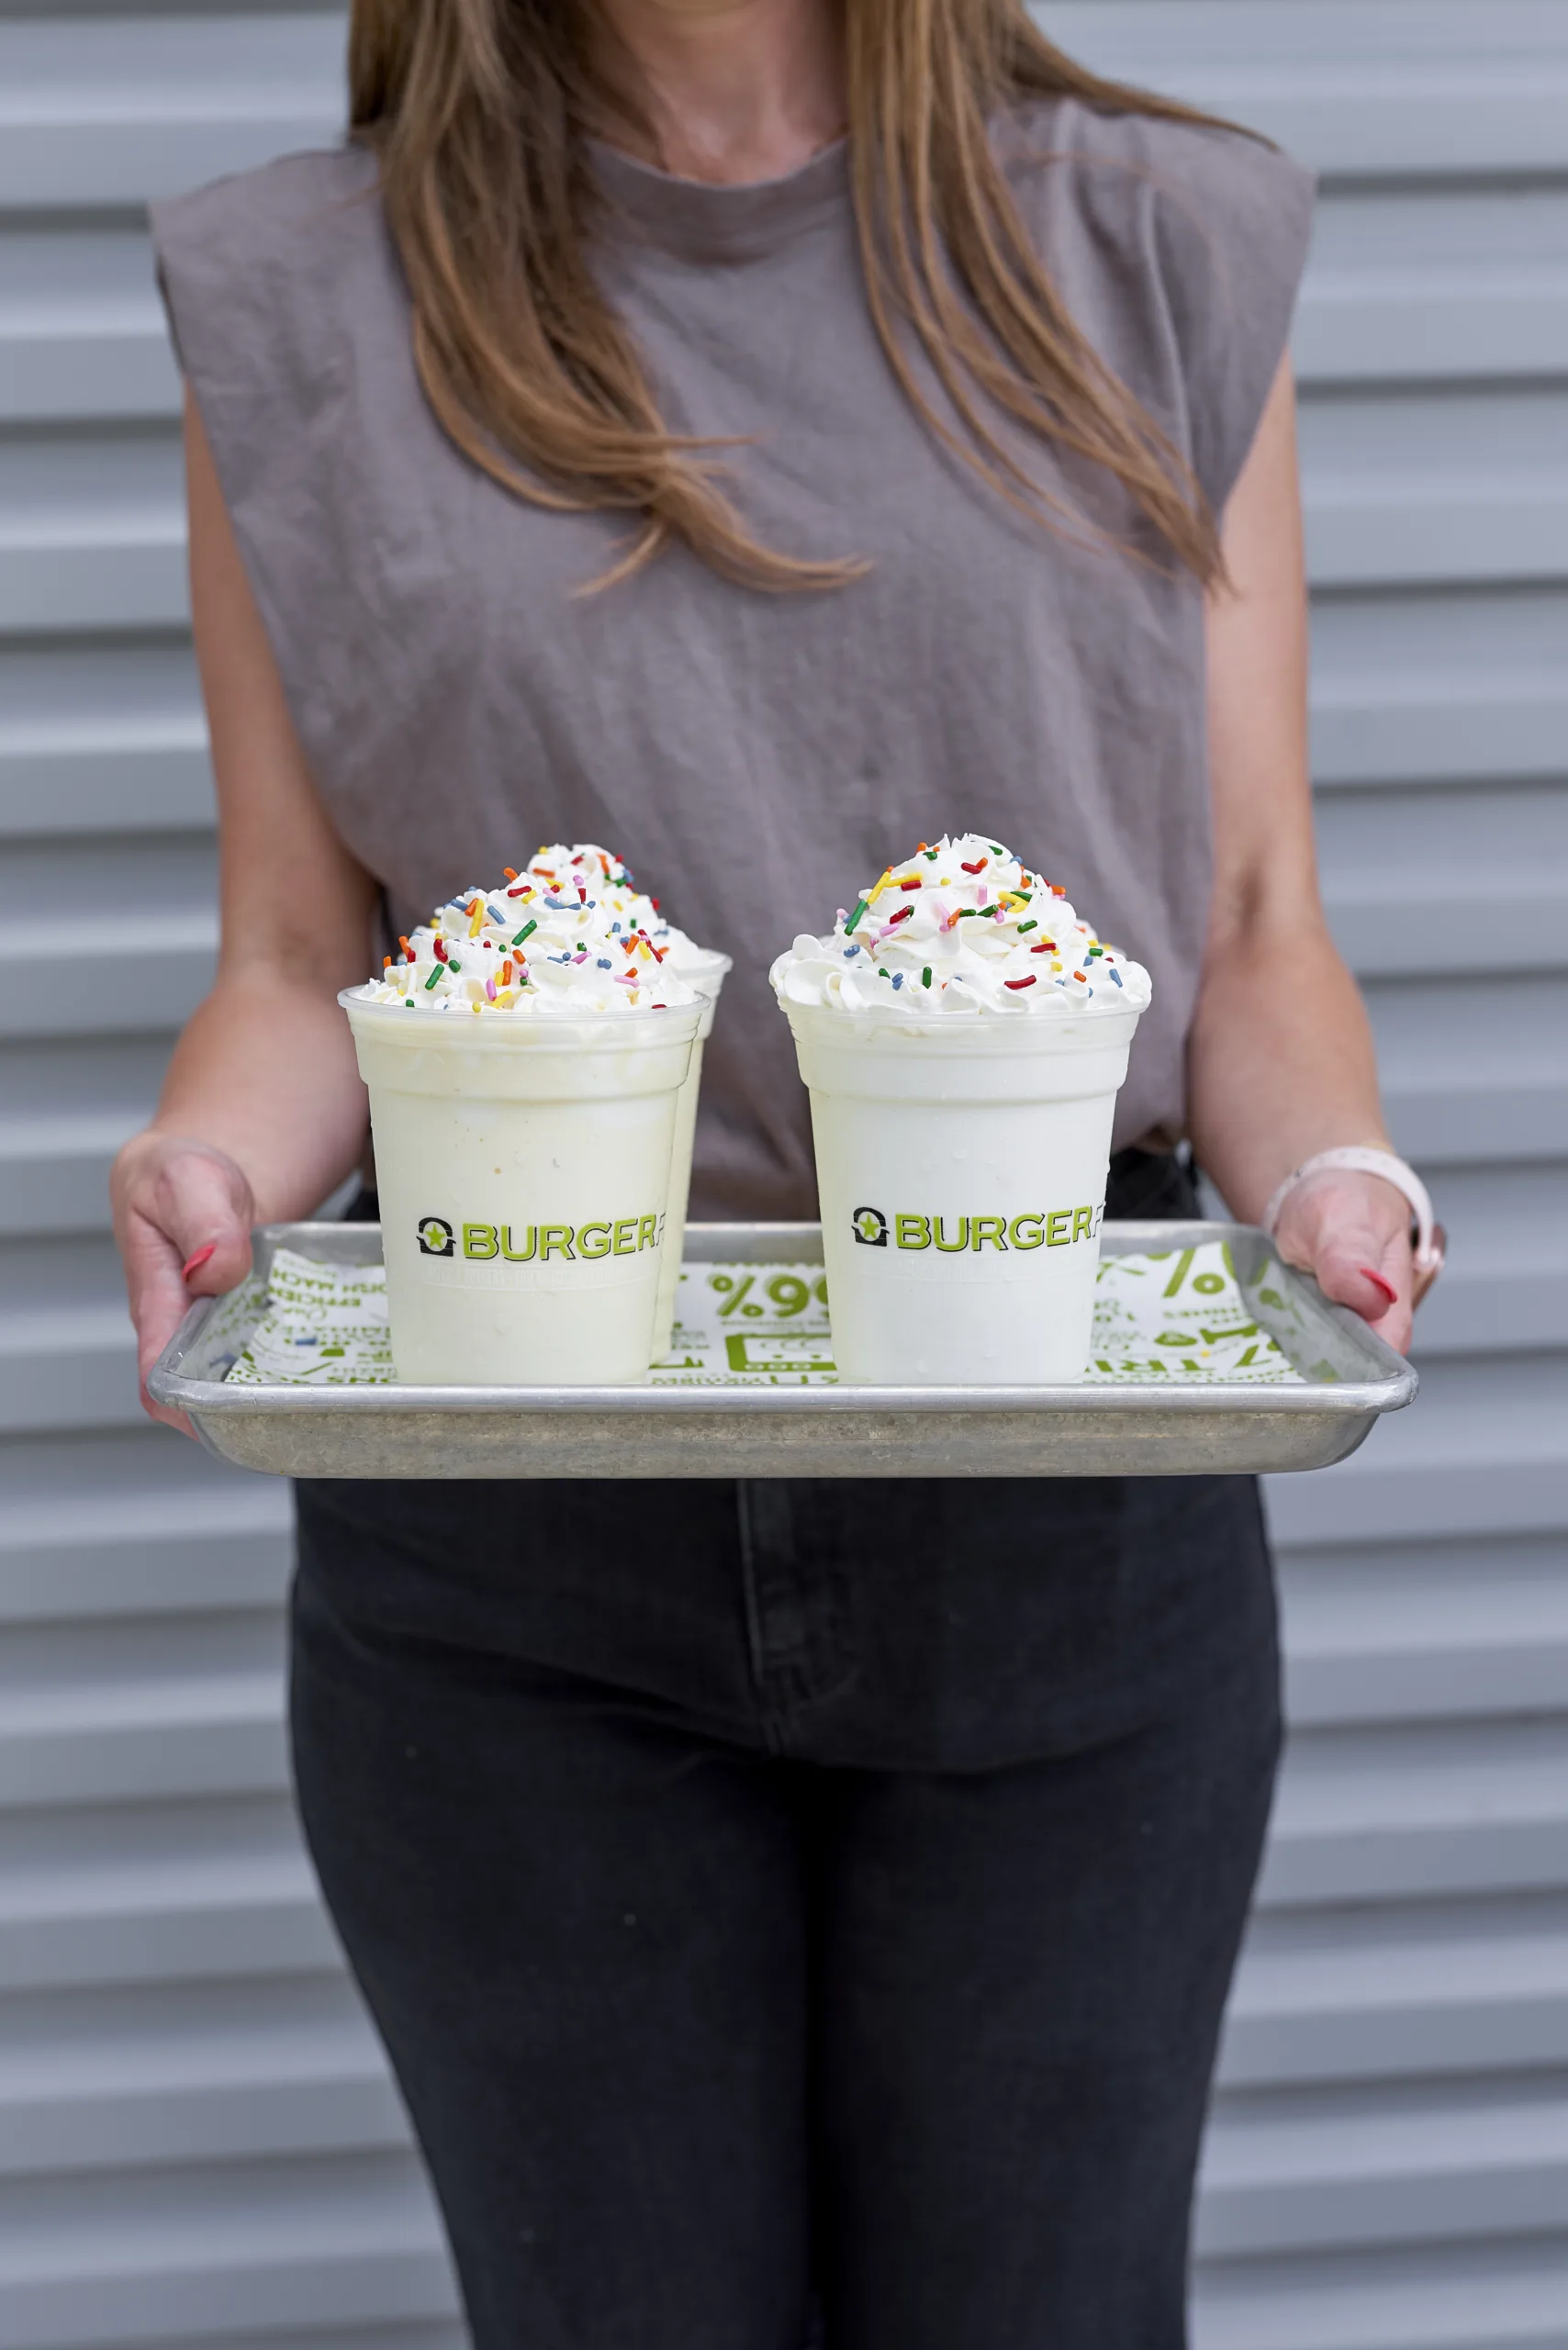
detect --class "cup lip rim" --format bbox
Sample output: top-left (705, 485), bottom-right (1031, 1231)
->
top-left (779, 996), bottom-right (1141, 1045)
top-left (339, 985), bottom-right (709, 1040)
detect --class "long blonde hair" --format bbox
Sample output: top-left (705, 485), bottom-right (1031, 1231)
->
top-left (350, 0), bottom-right (1236, 590)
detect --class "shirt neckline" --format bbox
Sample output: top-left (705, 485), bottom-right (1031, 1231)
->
top-left (587, 133), bottom-right (850, 263)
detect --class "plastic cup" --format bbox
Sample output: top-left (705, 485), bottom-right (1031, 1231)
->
top-left (651, 950), bottom-right (731, 1362)
top-left (342, 994), bottom-right (703, 1385)
top-left (780, 1003), bottom-right (1143, 1384)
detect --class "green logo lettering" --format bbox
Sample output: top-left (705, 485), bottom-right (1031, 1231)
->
top-left (577, 1222), bottom-right (611, 1259)
top-left (969, 1215), bottom-right (1008, 1252)
top-left (463, 1224), bottom-right (498, 1259)
top-left (539, 1225), bottom-right (575, 1261)
top-left (1009, 1214), bottom-right (1044, 1250)
top-left (896, 1214), bottom-right (931, 1250)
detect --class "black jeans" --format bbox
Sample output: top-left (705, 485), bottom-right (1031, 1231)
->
top-left (292, 1154), bottom-right (1280, 2350)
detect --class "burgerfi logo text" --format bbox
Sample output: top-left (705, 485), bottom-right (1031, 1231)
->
top-left (417, 1214), bottom-right (663, 1262)
top-left (851, 1203), bottom-right (1103, 1250)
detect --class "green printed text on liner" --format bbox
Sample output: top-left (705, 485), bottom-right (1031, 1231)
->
top-left (850, 1203), bottom-right (1104, 1251)
top-left (417, 1213), bottom-right (665, 1264)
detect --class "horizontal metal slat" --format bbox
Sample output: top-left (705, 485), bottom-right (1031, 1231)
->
top-left (1039, 4), bottom-right (1568, 176)
top-left (1369, 974), bottom-right (1568, 1168)
top-left (1192, 2234), bottom-right (1568, 2350)
top-left (1311, 683), bottom-right (1568, 790)
top-left (1296, 271), bottom-right (1568, 387)
top-left (0, 1118), bottom-right (142, 1237)
top-left (1264, 1350), bottom-right (1568, 1549)
top-left (0, 916), bottom-right (216, 1038)
top-left (127, 2332), bottom-right (466, 2350)
top-left (0, 2022), bottom-right (400, 2177)
top-left (1221, 1896), bottom-right (1568, 2087)
top-left (0, 118), bottom-right (345, 214)
top-left (1305, 487), bottom-right (1568, 591)
top-left (0, 1033), bottom-right (174, 1234)
top-left (1198, 2079), bottom-right (1568, 2258)
top-left (0, 1880), bottom-right (332, 1998)
top-left (0, 1505), bottom-right (289, 1626)
top-left (0, 2149), bottom-right (455, 2350)
top-left (0, 1307), bottom-right (140, 1434)
top-left (1279, 1535), bottom-right (1568, 1723)
top-left (1310, 582), bottom-right (1568, 792)
top-left (0, 15), bottom-right (347, 212)
top-left (1040, 1), bottom-right (1568, 62)
top-left (0, 230), bottom-right (176, 426)
top-left (0, 641), bottom-right (211, 836)
top-left (0, 542), bottom-right (187, 636)
top-left (1161, 78), bottom-right (1568, 182)
top-left (1260, 1713), bottom-right (1568, 1908)
top-left (1268, 1450), bottom-right (1568, 1550)
top-left (0, 1614), bottom-right (289, 1811)
top-left (0, 430), bottom-right (187, 636)
top-left (0, 1680), bottom-right (286, 1812)
top-left (0, 1795), bottom-right (330, 1993)
top-left (0, 744), bottom-right (211, 838)
top-left (1315, 780), bottom-right (1568, 889)
top-left (0, 331), bottom-right (177, 429)
top-left (1325, 884), bottom-right (1568, 981)
top-left (1381, 1080), bottom-right (1568, 1167)
top-left (0, 1431), bottom-right (286, 1626)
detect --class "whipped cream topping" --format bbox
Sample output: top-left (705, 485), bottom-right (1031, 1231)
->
top-left (527, 844), bottom-right (729, 980)
top-left (770, 833), bottom-right (1152, 1019)
top-left (353, 859), bottom-right (700, 1019)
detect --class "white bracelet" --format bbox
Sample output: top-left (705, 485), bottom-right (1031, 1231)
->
top-left (1262, 1147), bottom-right (1445, 1279)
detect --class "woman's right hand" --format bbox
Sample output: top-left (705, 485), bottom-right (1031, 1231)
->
top-left (112, 1132), bottom-right (257, 1434)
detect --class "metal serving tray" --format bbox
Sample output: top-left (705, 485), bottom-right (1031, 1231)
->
top-left (149, 1221), bottom-right (1416, 1480)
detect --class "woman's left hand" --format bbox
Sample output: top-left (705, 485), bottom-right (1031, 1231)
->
top-left (1271, 1168), bottom-right (1415, 1354)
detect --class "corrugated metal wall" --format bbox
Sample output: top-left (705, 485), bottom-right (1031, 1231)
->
top-left (1, 3), bottom-right (1563, 2343)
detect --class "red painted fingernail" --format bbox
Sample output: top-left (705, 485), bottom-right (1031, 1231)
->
top-left (1359, 1265), bottom-right (1398, 1306)
top-left (182, 1244), bottom-right (217, 1279)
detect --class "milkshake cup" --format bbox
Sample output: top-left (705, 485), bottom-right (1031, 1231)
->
top-left (784, 1004), bottom-right (1138, 1382)
top-left (771, 833), bottom-right (1151, 1385)
top-left (342, 865), bottom-right (703, 1384)
top-left (652, 946), bottom-right (731, 1361)
top-left (343, 998), bottom-right (701, 1384)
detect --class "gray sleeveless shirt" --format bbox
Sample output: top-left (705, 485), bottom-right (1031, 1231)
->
top-left (152, 103), bottom-right (1312, 1221)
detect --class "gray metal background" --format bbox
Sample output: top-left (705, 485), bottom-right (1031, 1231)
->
top-left (1, 3), bottom-right (1563, 2343)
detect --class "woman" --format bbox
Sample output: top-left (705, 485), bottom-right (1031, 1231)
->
top-left (115, 2), bottom-right (1433, 2343)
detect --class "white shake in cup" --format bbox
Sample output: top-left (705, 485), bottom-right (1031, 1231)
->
top-left (343, 872), bottom-right (703, 1385)
top-left (523, 845), bottom-right (731, 1361)
top-left (770, 834), bottom-right (1151, 1384)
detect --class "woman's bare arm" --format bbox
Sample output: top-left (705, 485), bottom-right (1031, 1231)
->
top-left (111, 391), bottom-right (376, 1426)
top-left (1189, 360), bottom-right (1417, 1349)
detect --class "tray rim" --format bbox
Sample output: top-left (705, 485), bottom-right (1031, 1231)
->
top-left (149, 1218), bottom-right (1417, 1424)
